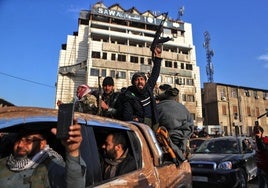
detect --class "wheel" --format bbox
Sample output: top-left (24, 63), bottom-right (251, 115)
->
top-left (237, 169), bottom-right (247, 188)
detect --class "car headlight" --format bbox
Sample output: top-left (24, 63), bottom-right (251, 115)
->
top-left (218, 161), bottom-right (232, 169)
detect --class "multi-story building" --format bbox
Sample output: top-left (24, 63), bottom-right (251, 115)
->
top-left (55, 2), bottom-right (203, 126)
top-left (203, 82), bottom-right (268, 136)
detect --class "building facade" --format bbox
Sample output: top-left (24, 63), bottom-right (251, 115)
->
top-left (55, 2), bottom-right (203, 126)
top-left (203, 82), bottom-right (268, 136)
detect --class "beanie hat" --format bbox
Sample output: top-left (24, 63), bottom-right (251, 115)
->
top-left (159, 84), bottom-right (172, 91)
top-left (102, 76), bottom-right (114, 86)
top-left (165, 88), bottom-right (179, 97)
top-left (77, 84), bottom-right (91, 99)
top-left (156, 84), bottom-right (172, 101)
top-left (163, 87), bottom-right (179, 100)
top-left (131, 72), bottom-right (147, 85)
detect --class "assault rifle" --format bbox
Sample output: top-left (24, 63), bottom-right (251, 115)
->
top-left (150, 12), bottom-right (172, 59)
top-left (97, 75), bottom-right (102, 116)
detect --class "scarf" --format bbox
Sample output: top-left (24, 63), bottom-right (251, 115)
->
top-left (104, 149), bottom-right (129, 179)
top-left (6, 145), bottom-right (64, 172)
top-left (77, 84), bottom-right (91, 99)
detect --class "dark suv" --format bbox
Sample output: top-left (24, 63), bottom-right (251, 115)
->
top-left (189, 136), bottom-right (257, 188)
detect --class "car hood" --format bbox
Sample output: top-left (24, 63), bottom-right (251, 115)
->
top-left (190, 153), bottom-right (241, 163)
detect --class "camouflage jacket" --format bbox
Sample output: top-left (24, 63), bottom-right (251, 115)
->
top-left (74, 93), bottom-right (98, 114)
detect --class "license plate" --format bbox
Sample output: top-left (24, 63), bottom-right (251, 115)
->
top-left (192, 176), bottom-right (208, 182)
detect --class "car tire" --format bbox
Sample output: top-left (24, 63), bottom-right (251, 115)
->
top-left (237, 168), bottom-right (247, 188)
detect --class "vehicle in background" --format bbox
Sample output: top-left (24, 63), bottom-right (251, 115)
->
top-left (0, 106), bottom-right (192, 187)
top-left (189, 136), bottom-right (256, 188)
top-left (189, 137), bottom-right (209, 153)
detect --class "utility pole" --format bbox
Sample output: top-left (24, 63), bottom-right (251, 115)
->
top-left (203, 31), bottom-right (214, 83)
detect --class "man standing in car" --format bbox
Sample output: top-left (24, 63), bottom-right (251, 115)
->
top-left (100, 76), bottom-right (121, 119)
top-left (122, 47), bottom-right (162, 132)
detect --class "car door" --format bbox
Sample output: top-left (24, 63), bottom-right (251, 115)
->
top-left (82, 121), bottom-right (160, 187)
top-left (241, 138), bottom-right (257, 180)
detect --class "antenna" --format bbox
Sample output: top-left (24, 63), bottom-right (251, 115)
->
top-left (178, 6), bottom-right (184, 20)
top-left (203, 31), bottom-right (214, 83)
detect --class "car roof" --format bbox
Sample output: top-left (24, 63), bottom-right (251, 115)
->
top-left (0, 106), bottom-right (132, 132)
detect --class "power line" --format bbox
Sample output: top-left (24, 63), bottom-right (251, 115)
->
top-left (0, 71), bottom-right (55, 88)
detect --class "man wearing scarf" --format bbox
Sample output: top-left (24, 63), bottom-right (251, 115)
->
top-left (75, 84), bottom-right (98, 114)
top-left (101, 132), bottom-right (136, 180)
top-left (0, 122), bottom-right (86, 188)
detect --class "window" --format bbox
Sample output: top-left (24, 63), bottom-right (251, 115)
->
top-left (222, 105), bottom-right (227, 115)
top-left (182, 94), bottom-right (186, 102)
top-left (181, 63), bottom-right (184, 69)
top-left (102, 52), bottom-right (107, 60)
top-left (118, 54), bottom-right (126, 62)
top-left (92, 51), bottom-right (101, 58)
top-left (116, 71), bottom-right (126, 79)
top-left (101, 69), bottom-right (106, 77)
top-left (130, 56), bottom-right (138, 63)
top-left (191, 113), bottom-right (196, 121)
top-left (247, 106), bottom-right (251, 116)
top-left (245, 90), bottom-right (250, 97)
top-left (166, 77), bottom-right (173, 84)
top-left (140, 57), bottom-right (144, 64)
top-left (87, 125), bottom-right (142, 186)
top-left (186, 64), bottom-right (192, 70)
top-left (90, 68), bottom-right (99, 76)
top-left (110, 70), bottom-right (116, 78)
top-left (231, 88), bottom-right (237, 98)
top-left (148, 58), bottom-right (152, 65)
top-left (186, 79), bottom-right (194, 86)
top-left (187, 95), bottom-right (195, 102)
top-left (233, 106), bottom-right (238, 119)
top-left (220, 88), bottom-right (226, 99)
top-left (165, 61), bottom-right (172, 68)
top-left (254, 91), bottom-right (259, 99)
top-left (111, 54), bottom-right (116, 61)
top-left (174, 62), bottom-right (178, 68)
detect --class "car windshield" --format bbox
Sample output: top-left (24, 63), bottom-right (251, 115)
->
top-left (195, 138), bottom-right (240, 154)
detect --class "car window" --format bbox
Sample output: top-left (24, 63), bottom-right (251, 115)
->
top-left (242, 138), bottom-right (253, 153)
top-left (80, 125), bottom-right (103, 187)
top-left (85, 126), bottom-right (141, 186)
top-left (196, 138), bottom-right (240, 154)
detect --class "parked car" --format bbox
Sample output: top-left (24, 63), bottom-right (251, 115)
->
top-left (189, 136), bottom-right (257, 188)
top-left (0, 106), bottom-right (192, 187)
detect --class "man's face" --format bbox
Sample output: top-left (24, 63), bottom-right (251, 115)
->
top-left (134, 76), bottom-right (146, 91)
top-left (13, 134), bottom-right (45, 158)
top-left (102, 134), bottom-right (117, 159)
top-left (103, 85), bottom-right (114, 95)
top-left (76, 86), bottom-right (83, 96)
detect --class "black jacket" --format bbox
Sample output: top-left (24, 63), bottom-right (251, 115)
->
top-left (122, 57), bottom-right (162, 128)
